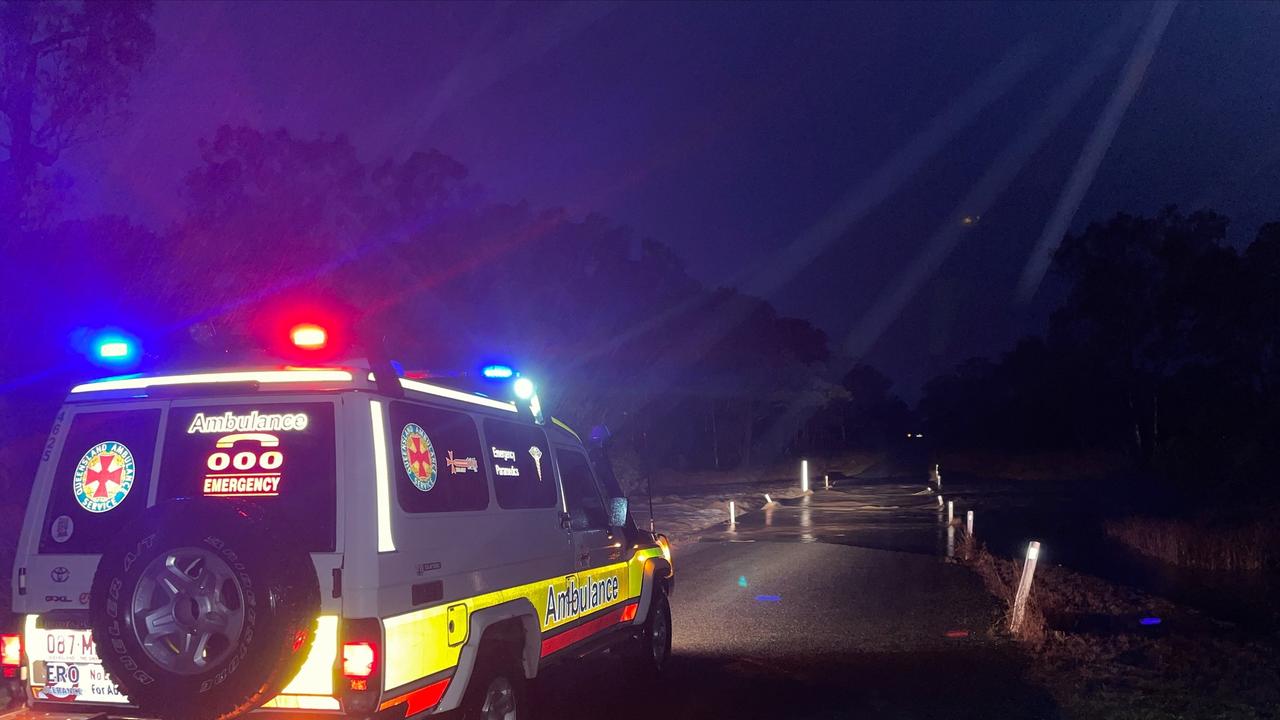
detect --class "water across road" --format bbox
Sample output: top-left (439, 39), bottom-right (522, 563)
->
top-left (534, 457), bottom-right (1061, 719)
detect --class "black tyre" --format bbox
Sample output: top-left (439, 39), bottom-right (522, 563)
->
top-left (459, 651), bottom-right (526, 720)
top-left (630, 591), bottom-right (672, 675)
top-left (89, 500), bottom-right (320, 720)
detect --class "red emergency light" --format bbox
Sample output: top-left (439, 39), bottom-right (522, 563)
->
top-left (290, 323), bottom-right (328, 350)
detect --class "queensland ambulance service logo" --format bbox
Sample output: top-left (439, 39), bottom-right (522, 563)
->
top-left (72, 441), bottom-right (136, 513)
top-left (400, 423), bottom-right (438, 492)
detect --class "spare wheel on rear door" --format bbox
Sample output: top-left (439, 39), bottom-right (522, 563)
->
top-left (89, 499), bottom-right (320, 720)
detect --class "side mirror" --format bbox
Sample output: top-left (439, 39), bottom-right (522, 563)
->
top-left (558, 511), bottom-right (572, 531)
top-left (607, 497), bottom-right (628, 529)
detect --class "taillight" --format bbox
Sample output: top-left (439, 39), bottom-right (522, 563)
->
top-left (342, 641), bottom-right (376, 679)
top-left (338, 618), bottom-right (381, 715)
top-left (1, 633), bottom-right (21, 678)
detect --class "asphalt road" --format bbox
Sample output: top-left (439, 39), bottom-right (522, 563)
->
top-left (536, 480), bottom-right (1059, 720)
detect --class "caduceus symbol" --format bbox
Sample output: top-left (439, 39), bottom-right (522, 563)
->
top-left (528, 446), bottom-right (544, 481)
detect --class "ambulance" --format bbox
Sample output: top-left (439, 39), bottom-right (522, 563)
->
top-left (2, 326), bottom-right (674, 719)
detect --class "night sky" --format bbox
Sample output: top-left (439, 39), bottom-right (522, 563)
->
top-left (61, 1), bottom-right (1280, 397)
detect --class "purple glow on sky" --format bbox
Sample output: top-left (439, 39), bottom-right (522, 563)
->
top-left (55, 1), bottom-right (1280, 392)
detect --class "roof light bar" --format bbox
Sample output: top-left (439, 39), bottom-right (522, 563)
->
top-left (71, 369), bottom-right (354, 394)
top-left (397, 377), bottom-right (518, 413)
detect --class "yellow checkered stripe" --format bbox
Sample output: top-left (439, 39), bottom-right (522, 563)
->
top-left (382, 546), bottom-right (665, 690)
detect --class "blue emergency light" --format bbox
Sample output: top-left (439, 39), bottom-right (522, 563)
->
top-left (86, 330), bottom-right (139, 368)
top-left (481, 364), bottom-right (515, 379)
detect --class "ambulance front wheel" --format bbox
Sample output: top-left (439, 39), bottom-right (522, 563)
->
top-left (631, 591), bottom-right (672, 675)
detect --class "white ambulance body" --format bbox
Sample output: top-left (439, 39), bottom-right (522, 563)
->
top-left (3, 365), bottom-right (672, 720)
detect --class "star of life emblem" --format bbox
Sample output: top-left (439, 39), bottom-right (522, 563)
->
top-left (528, 446), bottom-right (544, 481)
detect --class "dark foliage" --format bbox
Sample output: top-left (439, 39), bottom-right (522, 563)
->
top-left (921, 207), bottom-right (1280, 505)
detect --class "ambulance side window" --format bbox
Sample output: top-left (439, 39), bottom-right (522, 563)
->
top-left (483, 419), bottom-right (557, 509)
top-left (390, 402), bottom-right (489, 513)
top-left (556, 450), bottom-right (610, 531)
top-left (40, 408), bottom-right (161, 554)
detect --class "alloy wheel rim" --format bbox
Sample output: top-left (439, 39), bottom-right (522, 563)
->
top-left (129, 547), bottom-right (246, 674)
top-left (481, 675), bottom-right (517, 720)
top-left (651, 604), bottom-right (670, 666)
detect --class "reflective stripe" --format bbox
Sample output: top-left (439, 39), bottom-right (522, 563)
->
top-left (381, 547), bottom-right (665, 691)
top-left (260, 694), bottom-right (341, 710)
top-left (379, 677), bottom-right (451, 714)
top-left (273, 615), bottom-right (338, 697)
top-left (70, 369), bottom-right (353, 393)
top-left (370, 400), bottom-right (396, 553)
top-left (619, 602), bottom-right (639, 623)
top-left (550, 417), bottom-right (581, 442)
top-left (398, 378), bottom-right (518, 413)
top-left (540, 604), bottom-right (629, 657)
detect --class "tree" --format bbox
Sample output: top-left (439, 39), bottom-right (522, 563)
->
top-left (0, 0), bottom-right (155, 228)
top-left (1049, 207), bottom-right (1235, 463)
top-left (835, 364), bottom-right (912, 447)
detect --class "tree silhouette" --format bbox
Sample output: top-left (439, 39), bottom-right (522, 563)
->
top-left (0, 0), bottom-right (155, 228)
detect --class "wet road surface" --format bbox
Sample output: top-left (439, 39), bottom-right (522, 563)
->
top-left (536, 473), bottom-right (1059, 719)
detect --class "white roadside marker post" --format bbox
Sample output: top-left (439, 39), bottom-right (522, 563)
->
top-left (947, 500), bottom-right (954, 524)
top-left (966, 510), bottom-right (974, 536)
top-left (1010, 541), bottom-right (1042, 634)
top-left (937, 495), bottom-right (944, 508)
top-left (764, 493), bottom-right (773, 505)
top-left (729, 501), bottom-right (736, 527)
top-left (801, 459), bottom-right (809, 494)
top-left (824, 474), bottom-right (830, 490)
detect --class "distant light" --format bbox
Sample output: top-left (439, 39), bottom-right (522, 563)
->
top-left (944, 629), bottom-right (969, 638)
top-left (513, 377), bottom-right (535, 399)
top-left (482, 364), bottom-right (515, 379)
top-left (290, 323), bottom-right (327, 350)
top-left (738, 576), bottom-right (748, 588)
top-left (1140, 617), bottom-right (1162, 626)
top-left (755, 595), bottom-right (781, 603)
top-left (914, 433), bottom-right (924, 438)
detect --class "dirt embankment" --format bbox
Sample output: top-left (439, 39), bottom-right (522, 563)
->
top-left (965, 539), bottom-right (1280, 718)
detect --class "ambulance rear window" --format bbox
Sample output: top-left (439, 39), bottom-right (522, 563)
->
top-left (40, 408), bottom-right (161, 553)
top-left (157, 402), bottom-right (337, 551)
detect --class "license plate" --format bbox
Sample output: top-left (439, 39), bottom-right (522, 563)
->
top-left (33, 628), bottom-right (129, 705)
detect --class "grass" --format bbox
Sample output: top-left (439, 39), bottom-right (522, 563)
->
top-left (962, 537), bottom-right (1280, 718)
top-left (1105, 516), bottom-right (1278, 572)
